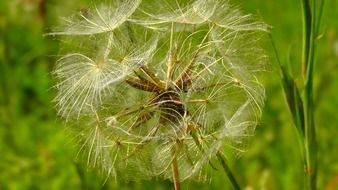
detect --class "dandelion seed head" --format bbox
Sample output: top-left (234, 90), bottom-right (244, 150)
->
top-left (51, 0), bottom-right (268, 182)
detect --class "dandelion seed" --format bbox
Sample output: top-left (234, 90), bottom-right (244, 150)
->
top-left (205, 0), bottom-right (269, 32)
top-left (54, 34), bottom-right (159, 119)
top-left (47, 0), bottom-right (142, 35)
top-left (129, 0), bottom-right (216, 31)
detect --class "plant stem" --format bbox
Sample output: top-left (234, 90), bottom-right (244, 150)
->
top-left (300, 0), bottom-right (318, 189)
top-left (216, 152), bottom-right (241, 190)
top-left (171, 152), bottom-right (181, 190)
top-left (271, 0), bottom-right (322, 188)
top-left (300, 0), bottom-right (312, 77)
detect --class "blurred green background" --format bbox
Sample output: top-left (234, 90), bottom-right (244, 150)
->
top-left (0, 0), bottom-right (337, 189)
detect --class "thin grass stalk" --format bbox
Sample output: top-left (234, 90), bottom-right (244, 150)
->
top-left (300, 0), bottom-right (312, 76)
top-left (216, 152), bottom-right (241, 190)
top-left (171, 149), bottom-right (181, 190)
top-left (301, 0), bottom-right (320, 189)
top-left (272, 0), bottom-right (322, 188)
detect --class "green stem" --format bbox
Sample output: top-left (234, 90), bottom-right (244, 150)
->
top-left (216, 152), bottom-right (241, 190)
top-left (300, 0), bottom-right (312, 77)
top-left (300, 0), bottom-right (318, 189)
top-left (171, 150), bottom-right (181, 190)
